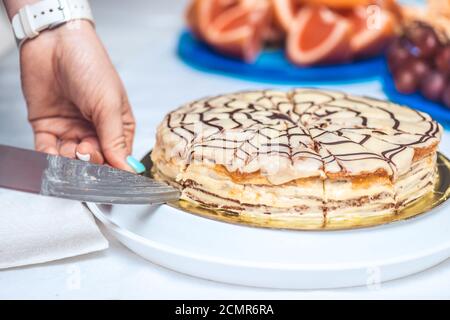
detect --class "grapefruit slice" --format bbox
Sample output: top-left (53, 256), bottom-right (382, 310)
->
top-left (346, 5), bottom-right (396, 58)
top-left (262, 19), bottom-right (285, 45)
top-left (186, 0), bottom-right (202, 37)
top-left (262, 0), bottom-right (285, 44)
top-left (287, 6), bottom-right (353, 65)
top-left (207, 1), bottom-right (270, 61)
top-left (186, 0), bottom-right (241, 40)
top-left (186, 0), bottom-right (270, 61)
top-left (376, 0), bottom-right (402, 19)
top-left (272, 0), bottom-right (302, 33)
top-left (299, 0), bottom-right (373, 9)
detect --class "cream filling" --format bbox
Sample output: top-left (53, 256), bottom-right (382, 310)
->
top-left (182, 187), bottom-right (324, 216)
top-left (326, 204), bottom-right (394, 222)
top-left (325, 180), bottom-right (395, 220)
top-left (395, 154), bottom-right (436, 207)
top-left (180, 164), bottom-right (324, 210)
top-left (152, 152), bottom-right (437, 222)
top-left (324, 179), bottom-right (394, 201)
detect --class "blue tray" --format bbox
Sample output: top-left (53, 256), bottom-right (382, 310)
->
top-left (381, 64), bottom-right (450, 128)
top-left (177, 30), bottom-right (385, 84)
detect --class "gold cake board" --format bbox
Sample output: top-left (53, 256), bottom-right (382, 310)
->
top-left (142, 152), bottom-right (450, 231)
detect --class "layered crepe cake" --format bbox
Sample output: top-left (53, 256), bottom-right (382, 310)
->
top-left (151, 89), bottom-right (442, 228)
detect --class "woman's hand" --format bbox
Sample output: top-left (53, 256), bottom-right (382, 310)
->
top-left (20, 20), bottom-right (136, 171)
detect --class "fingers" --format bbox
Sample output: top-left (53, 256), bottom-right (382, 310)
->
top-left (59, 139), bottom-right (78, 159)
top-left (34, 121), bottom-right (105, 165)
top-left (76, 136), bottom-right (104, 164)
top-left (30, 104), bottom-right (133, 170)
top-left (36, 133), bottom-right (105, 166)
top-left (92, 96), bottom-right (134, 172)
top-left (35, 132), bottom-right (58, 155)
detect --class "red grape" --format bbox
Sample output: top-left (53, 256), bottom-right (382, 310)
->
top-left (436, 46), bottom-right (450, 75)
top-left (406, 24), bottom-right (440, 58)
top-left (407, 58), bottom-right (431, 78)
top-left (387, 45), bottom-right (411, 71)
top-left (388, 22), bottom-right (450, 106)
top-left (420, 71), bottom-right (447, 101)
top-left (394, 68), bottom-right (418, 94)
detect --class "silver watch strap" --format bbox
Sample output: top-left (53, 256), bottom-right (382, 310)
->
top-left (12, 0), bottom-right (94, 46)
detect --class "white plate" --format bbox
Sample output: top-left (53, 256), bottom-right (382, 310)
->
top-left (87, 199), bottom-right (450, 289)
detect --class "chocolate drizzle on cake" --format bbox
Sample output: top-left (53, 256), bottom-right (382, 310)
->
top-left (160, 89), bottom-right (441, 181)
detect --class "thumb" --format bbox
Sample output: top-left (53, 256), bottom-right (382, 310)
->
top-left (92, 100), bottom-right (133, 172)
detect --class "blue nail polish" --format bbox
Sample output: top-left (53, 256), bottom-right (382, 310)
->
top-left (126, 156), bottom-right (146, 174)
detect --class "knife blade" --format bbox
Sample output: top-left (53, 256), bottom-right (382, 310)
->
top-left (0, 144), bottom-right (180, 205)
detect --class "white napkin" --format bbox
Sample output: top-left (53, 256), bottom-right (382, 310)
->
top-left (0, 189), bottom-right (108, 269)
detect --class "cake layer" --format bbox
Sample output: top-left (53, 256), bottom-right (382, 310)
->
top-left (395, 154), bottom-right (437, 208)
top-left (181, 164), bottom-right (324, 210)
top-left (180, 186), bottom-right (325, 228)
top-left (152, 157), bottom-right (435, 226)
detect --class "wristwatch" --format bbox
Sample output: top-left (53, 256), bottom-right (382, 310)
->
top-left (11, 0), bottom-right (94, 46)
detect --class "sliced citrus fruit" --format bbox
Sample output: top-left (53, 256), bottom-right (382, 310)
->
top-left (346, 5), bottom-right (396, 58)
top-left (207, 1), bottom-right (270, 61)
top-left (272, 0), bottom-right (303, 32)
top-left (376, 0), bottom-right (402, 21)
top-left (186, 0), bottom-right (241, 40)
top-left (299, 0), bottom-right (373, 9)
top-left (186, 0), bottom-right (202, 37)
top-left (287, 6), bottom-right (353, 65)
top-left (262, 19), bottom-right (285, 45)
top-left (262, 0), bottom-right (285, 44)
top-left (186, 0), bottom-right (270, 61)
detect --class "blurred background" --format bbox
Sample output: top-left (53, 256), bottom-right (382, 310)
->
top-left (0, 7), bottom-right (12, 55)
top-left (0, 0), bottom-right (190, 56)
top-left (0, 0), bottom-right (201, 63)
top-left (0, 0), bottom-right (424, 58)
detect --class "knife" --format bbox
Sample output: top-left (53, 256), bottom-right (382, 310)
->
top-left (0, 144), bottom-right (180, 205)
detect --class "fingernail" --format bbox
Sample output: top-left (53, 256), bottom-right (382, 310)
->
top-left (126, 156), bottom-right (146, 174)
top-left (76, 152), bottom-right (91, 162)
